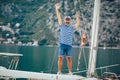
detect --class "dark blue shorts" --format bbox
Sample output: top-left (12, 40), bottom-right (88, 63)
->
top-left (58, 43), bottom-right (72, 57)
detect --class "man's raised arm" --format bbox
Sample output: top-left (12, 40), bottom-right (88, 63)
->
top-left (55, 3), bottom-right (62, 25)
top-left (74, 12), bottom-right (80, 29)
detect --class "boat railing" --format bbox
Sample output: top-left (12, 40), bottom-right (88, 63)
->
top-left (0, 52), bottom-right (23, 70)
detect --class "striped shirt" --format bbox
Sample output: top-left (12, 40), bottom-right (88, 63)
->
top-left (59, 24), bottom-right (74, 46)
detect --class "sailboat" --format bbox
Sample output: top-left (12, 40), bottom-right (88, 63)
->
top-left (0, 0), bottom-right (119, 80)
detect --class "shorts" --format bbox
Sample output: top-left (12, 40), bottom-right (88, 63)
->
top-left (58, 43), bottom-right (72, 57)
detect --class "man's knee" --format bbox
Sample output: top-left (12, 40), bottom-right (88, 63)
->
top-left (66, 57), bottom-right (72, 62)
top-left (58, 56), bottom-right (64, 62)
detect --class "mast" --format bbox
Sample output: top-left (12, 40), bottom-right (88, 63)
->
top-left (87, 0), bottom-right (101, 77)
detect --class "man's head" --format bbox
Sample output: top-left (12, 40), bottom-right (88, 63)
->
top-left (64, 16), bottom-right (71, 26)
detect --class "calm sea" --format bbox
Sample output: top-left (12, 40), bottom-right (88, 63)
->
top-left (0, 44), bottom-right (120, 77)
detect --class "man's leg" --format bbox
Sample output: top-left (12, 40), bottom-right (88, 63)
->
top-left (66, 45), bottom-right (72, 74)
top-left (66, 57), bottom-right (72, 72)
top-left (58, 56), bottom-right (64, 73)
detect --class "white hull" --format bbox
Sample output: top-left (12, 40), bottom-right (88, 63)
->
top-left (0, 69), bottom-right (98, 80)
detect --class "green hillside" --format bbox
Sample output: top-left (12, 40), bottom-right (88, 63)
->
top-left (0, 0), bottom-right (120, 46)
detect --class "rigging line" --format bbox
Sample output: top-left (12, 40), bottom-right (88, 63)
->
top-left (49, 47), bottom-right (58, 73)
top-left (77, 46), bottom-right (88, 71)
top-left (82, 48), bottom-right (88, 70)
top-left (77, 47), bottom-right (83, 71)
top-left (74, 0), bottom-right (92, 73)
top-left (76, 1), bottom-right (88, 46)
top-left (73, 69), bottom-right (87, 74)
top-left (74, 64), bottom-right (120, 74)
top-left (78, 0), bottom-right (92, 44)
top-left (75, 0), bottom-right (82, 13)
top-left (77, 0), bottom-right (80, 11)
top-left (87, 0), bottom-right (95, 44)
top-left (77, 32), bottom-right (88, 71)
top-left (55, 0), bottom-right (58, 3)
top-left (73, 0), bottom-right (77, 12)
top-left (74, 0), bottom-right (83, 48)
top-left (74, 0), bottom-right (83, 71)
top-left (73, 0), bottom-right (83, 38)
top-left (61, 68), bottom-right (78, 73)
top-left (73, 0), bottom-right (79, 13)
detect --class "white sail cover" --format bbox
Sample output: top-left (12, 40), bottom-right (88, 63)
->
top-left (87, 0), bottom-right (101, 77)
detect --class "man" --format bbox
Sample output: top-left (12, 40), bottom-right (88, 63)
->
top-left (55, 3), bottom-right (80, 74)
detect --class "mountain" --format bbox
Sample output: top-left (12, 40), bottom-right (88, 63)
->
top-left (0, 0), bottom-right (120, 47)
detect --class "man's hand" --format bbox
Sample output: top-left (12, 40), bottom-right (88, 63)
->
top-left (55, 3), bottom-right (61, 10)
top-left (75, 12), bottom-right (80, 18)
top-left (74, 12), bottom-right (80, 29)
top-left (55, 3), bottom-right (62, 25)
top-left (81, 42), bottom-right (85, 47)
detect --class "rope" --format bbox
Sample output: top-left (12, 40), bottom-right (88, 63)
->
top-left (77, 47), bottom-right (83, 71)
top-left (82, 48), bottom-right (88, 70)
top-left (77, 47), bottom-right (88, 71)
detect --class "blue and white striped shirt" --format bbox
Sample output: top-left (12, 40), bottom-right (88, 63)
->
top-left (59, 24), bottom-right (74, 46)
